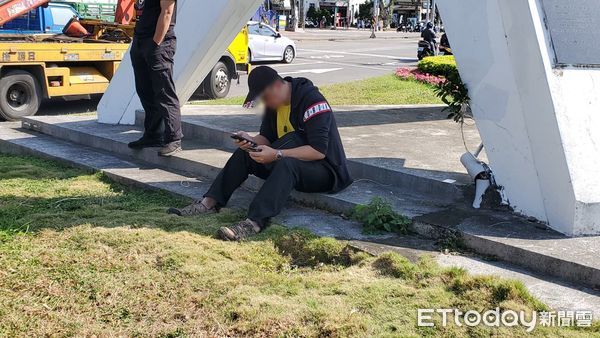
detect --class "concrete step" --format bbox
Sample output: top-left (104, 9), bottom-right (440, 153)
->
top-left (21, 115), bottom-right (448, 218)
top-left (135, 106), bottom-right (473, 204)
top-left (2, 122), bottom-right (600, 316)
top-left (17, 115), bottom-right (600, 291)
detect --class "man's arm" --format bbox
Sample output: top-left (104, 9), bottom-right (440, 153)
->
top-left (153, 0), bottom-right (176, 45)
top-left (250, 144), bottom-right (324, 164)
top-left (281, 145), bottom-right (325, 161)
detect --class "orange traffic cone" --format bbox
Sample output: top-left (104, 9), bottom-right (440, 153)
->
top-left (63, 17), bottom-right (90, 38)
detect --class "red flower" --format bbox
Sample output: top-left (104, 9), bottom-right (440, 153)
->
top-left (395, 67), bottom-right (446, 86)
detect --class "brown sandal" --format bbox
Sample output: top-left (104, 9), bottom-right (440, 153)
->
top-left (217, 219), bottom-right (261, 241)
top-left (167, 201), bottom-right (217, 216)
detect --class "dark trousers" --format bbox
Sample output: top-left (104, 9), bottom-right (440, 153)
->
top-left (205, 149), bottom-right (335, 228)
top-left (130, 37), bottom-right (183, 143)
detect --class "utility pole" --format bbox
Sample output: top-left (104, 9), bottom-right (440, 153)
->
top-left (428, 0), bottom-right (433, 22)
top-left (299, 0), bottom-right (305, 29)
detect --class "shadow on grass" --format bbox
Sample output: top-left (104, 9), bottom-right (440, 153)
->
top-left (0, 154), bottom-right (228, 238)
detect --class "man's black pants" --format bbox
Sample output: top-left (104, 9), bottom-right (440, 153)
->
top-left (130, 37), bottom-right (183, 143)
top-left (205, 149), bottom-right (335, 228)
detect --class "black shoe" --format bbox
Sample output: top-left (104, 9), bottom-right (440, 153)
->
top-left (158, 140), bottom-right (182, 157)
top-left (128, 136), bottom-right (163, 149)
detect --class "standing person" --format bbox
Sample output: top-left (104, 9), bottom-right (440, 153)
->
top-left (128, 0), bottom-right (183, 157)
top-left (168, 66), bottom-right (353, 241)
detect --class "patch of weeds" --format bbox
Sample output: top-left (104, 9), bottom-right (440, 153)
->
top-left (448, 274), bottom-right (549, 311)
top-left (373, 253), bottom-right (449, 284)
top-left (435, 229), bottom-right (466, 252)
top-left (372, 252), bottom-right (418, 280)
top-left (155, 252), bottom-right (186, 271)
top-left (273, 229), bottom-right (366, 267)
top-left (350, 197), bottom-right (412, 234)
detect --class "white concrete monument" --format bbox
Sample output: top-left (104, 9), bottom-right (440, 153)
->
top-left (437, 0), bottom-right (600, 236)
top-left (99, 0), bottom-right (599, 236)
top-left (97, 0), bottom-right (263, 125)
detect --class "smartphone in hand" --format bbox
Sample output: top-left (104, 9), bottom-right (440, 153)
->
top-left (230, 133), bottom-right (258, 148)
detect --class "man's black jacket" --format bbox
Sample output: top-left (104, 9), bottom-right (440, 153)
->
top-left (259, 77), bottom-right (353, 193)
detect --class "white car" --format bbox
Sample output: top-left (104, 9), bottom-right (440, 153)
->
top-left (247, 21), bottom-right (296, 64)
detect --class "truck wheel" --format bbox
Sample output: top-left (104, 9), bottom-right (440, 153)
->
top-left (282, 46), bottom-right (295, 63)
top-left (0, 70), bottom-right (41, 121)
top-left (203, 61), bottom-right (231, 99)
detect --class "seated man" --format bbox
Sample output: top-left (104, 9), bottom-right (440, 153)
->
top-left (168, 66), bottom-right (352, 240)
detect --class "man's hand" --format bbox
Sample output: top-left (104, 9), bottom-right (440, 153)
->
top-left (233, 131), bottom-right (256, 151)
top-left (249, 145), bottom-right (277, 164)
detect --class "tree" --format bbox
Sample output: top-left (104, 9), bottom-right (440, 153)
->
top-left (379, 0), bottom-right (396, 29)
top-left (290, 0), bottom-right (296, 30)
top-left (306, 6), bottom-right (320, 23)
top-left (358, 0), bottom-right (373, 20)
top-left (319, 7), bottom-right (334, 26)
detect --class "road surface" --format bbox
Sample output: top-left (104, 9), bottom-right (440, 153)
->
top-left (227, 30), bottom-right (420, 97)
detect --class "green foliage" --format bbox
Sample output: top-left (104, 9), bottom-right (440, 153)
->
top-left (417, 55), bottom-right (458, 77)
top-left (350, 197), bottom-right (411, 234)
top-left (358, 0), bottom-right (374, 20)
top-left (306, 6), bottom-right (321, 23)
top-left (419, 56), bottom-right (471, 124)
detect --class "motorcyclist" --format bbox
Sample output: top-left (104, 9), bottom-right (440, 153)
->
top-left (421, 22), bottom-right (437, 55)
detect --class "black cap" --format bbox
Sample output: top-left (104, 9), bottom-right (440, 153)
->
top-left (243, 66), bottom-right (282, 107)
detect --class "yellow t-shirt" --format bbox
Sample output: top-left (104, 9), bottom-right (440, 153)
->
top-left (276, 104), bottom-right (295, 138)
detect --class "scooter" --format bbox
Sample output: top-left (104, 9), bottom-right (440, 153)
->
top-left (417, 40), bottom-right (435, 60)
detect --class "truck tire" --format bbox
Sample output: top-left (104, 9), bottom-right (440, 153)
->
top-left (203, 61), bottom-right (231, 99)
top-left (0, 70), bottom-right (42, 121)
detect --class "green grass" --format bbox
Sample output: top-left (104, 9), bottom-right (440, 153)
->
top-left (0, 154), bottom-right (597, 337)
top-left (195, 73), bottom-right (443, 106)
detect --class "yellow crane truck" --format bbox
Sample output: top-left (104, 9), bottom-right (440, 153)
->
top-left (0, 2), bottom-right (249, 121)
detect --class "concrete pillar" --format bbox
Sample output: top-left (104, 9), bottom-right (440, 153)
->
top-left (97, 0), bottom-right (264, 125)
top-left (437, 0), bottom-right (600, 236)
